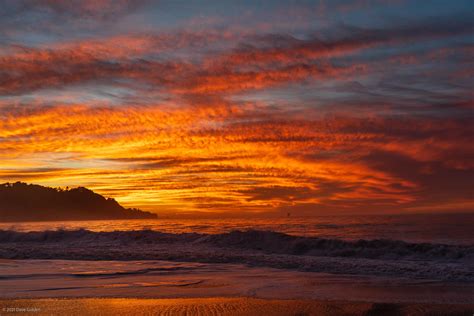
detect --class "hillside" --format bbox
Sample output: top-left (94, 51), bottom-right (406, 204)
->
top-left (0, 182), bottom-right (157, 221)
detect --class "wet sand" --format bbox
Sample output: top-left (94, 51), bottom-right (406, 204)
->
top-left (2, 260), bottom-right (473, 304)
top-left (0, 297), bottom-right (472, 316)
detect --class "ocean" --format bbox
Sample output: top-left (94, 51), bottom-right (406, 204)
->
top-left (1, 213), bottom-right (472, 245)
top-left (1, 213), bottom-right (472, 305)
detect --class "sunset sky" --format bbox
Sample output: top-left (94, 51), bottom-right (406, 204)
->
top-left (0, 0), bottom-right (473, 216)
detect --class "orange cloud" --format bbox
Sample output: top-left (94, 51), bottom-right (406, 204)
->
top-left (2, 101), bottom-right (471, 214)
top-left (0, 13), bottom-right (472, 215)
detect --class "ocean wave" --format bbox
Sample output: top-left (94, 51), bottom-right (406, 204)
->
top-left (0, 229), bottom-right (471, 261)
top-left (0, 229), bottom-right (202, 245)
top-left (203, 230), bottom-right (473, 260)
top-left (0, 266), bottom-right (195, 280)
top-left (1, 229), bottom-right (472, 281)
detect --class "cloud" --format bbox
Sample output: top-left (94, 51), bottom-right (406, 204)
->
top-left (0, 0), bottom-right (148, 21)
top-left (1, 100), bottom-right (471, 212)
top-left (1, 15), bottom-right (471, 98)
top-left (0, 2), bottom-right (472, 214)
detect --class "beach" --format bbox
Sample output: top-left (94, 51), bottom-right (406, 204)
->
top-left (1, 217), bottom-right (472, 315)
top-left (1, 0), bottom-right (473, 313)
top-left (0, 258), bottom-right (473, 315)
top-left (1, 297), bottom-right (473, 316)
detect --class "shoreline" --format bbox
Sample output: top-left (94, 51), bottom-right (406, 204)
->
top-left (2, 259), bottom-right (473, 305)
top-left (0, 297), bottom-right (472, 316)
top-left (1, 229), bottom-right (471, 283)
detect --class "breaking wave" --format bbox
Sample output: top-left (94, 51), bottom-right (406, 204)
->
top-left (0, 229), bottom-right (471, 261)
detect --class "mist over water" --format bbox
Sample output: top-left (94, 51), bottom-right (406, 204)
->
top-left (1, 213), bottom-right (472, 245)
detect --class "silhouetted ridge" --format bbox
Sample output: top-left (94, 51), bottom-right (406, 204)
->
top-left (0, 182), bottom-right (157, 221)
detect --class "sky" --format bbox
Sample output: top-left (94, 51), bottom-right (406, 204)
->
top-left (0, 0), bottom-right (473, 216)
